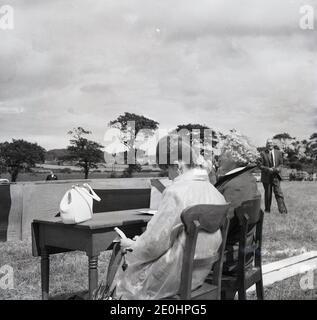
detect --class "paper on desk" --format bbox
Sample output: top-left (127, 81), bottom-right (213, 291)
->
top-left (114, 227), bottom-right (127, 239)
top-left (137, 209), bottom-right (157, 215)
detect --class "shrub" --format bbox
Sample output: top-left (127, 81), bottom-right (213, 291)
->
top-left (289, 162), bottom-right (303, 171)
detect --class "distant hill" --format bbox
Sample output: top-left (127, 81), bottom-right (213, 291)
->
top-left (45, 149), bottom-right (69, 161)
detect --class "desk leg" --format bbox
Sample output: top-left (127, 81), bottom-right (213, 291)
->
top-left (41, 248), bottom-right (50, 300)
top-left (88, 255), bottom-right (99, 300)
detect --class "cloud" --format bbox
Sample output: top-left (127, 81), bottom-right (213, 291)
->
top-left (0, 0), bottom-right (316, 150)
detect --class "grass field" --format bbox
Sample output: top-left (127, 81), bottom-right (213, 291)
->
top-left (0, 181), bottom-right (316, 300)
top-left (0, 170), bottom-right (162, 182)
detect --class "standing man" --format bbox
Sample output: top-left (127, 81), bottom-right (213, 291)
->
top-left (259, 139), bottom-right (287, 214)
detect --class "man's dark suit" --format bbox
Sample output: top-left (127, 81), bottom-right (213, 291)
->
top-left (259, 148), bottom-right (287, 213)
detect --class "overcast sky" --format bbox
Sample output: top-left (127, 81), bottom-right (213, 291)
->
top-left (0, 0), bottom-right (316, 150)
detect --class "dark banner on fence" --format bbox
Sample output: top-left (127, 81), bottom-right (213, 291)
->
top-left (0, 184), bottom-right (11, 242)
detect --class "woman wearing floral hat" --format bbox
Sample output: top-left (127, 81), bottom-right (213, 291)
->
top-left (214, 130), bottom-right (260, 279)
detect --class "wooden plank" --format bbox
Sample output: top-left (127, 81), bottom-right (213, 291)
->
top-left (247, 252), bottom-right (317, 293)
top-left (262, 251), bottom-right (317, 274)
top-left (262, 258), bottom-right (317, 287)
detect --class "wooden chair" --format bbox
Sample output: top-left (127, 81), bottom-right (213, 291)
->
top-left (173, 204), bottom-right (230, 300)
top-left (100, 203), bottom-right (230, 300)
top-left (221, 197), bottom-right (264, 300)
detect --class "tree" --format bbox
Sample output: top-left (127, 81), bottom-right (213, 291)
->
top-left (109, 113), bottom-right (159, 176)
top-left (109, 112), bottom-right (159, 141)
top-left (273, 133), bottom-right (293, 140)
top-left (0, 145), bottom-right (7, 175)
top-left (175, 123), bottom-right (219, 147)
top-left (66, 127), bottom-right (104, 179)
top-left (257, 146), bottom-right (266, 153)
top-left (0, 139), bottom-right (46, 182)
top-left (272, 132), bottom-right (302, 167)
top-left (307, 133), bottom-right (317, 173)
top-left (289, 161), bottom-right (303, 171)
top-left (273, 132), bottom-right (295, 152)
top-left (308, 133), bottom-right (317, 155)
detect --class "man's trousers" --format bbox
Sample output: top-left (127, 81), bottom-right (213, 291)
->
top-left (262, 178), bottom-right (287, 213)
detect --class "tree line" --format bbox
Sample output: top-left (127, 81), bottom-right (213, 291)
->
top-left (1, 112), bottom-right (316, 182)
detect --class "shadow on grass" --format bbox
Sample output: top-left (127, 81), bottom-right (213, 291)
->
top-left (50, 290), bottom-right (89, 300)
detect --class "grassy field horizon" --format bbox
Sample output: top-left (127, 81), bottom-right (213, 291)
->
top-left (0, 181), bottom-right (316, 300)
top-left (0, 170), bottom-right (163, 182)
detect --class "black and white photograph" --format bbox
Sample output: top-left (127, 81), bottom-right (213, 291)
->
top-left (0, 0), bottom-right (317, 306)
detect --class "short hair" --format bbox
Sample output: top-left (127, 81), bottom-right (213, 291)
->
top-left (155, 135), bottom-right (198, 170)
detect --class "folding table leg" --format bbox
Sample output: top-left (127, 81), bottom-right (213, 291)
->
top-left (256, 279), bottom-right (264, 300)
top-left (41, 248), bottom-right (50, 300)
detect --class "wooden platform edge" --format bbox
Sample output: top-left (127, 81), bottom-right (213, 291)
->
top-left (247, 251), bottom-right (317, 293)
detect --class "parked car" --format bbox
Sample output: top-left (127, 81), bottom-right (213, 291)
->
top-left (290, 171), bottom-right (309, 181)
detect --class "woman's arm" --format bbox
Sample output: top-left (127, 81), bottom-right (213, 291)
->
top-left (131, 190), bottom-right (183, 263)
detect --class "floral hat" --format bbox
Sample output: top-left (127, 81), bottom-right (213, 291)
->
top-left (219, 129), bottom-right (260, 165)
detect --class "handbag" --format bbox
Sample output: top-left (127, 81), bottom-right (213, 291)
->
top-left (59, 183), bottom-right (101, 224)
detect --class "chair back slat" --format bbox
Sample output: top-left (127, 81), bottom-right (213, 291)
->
top-left (233, 197), bottom-right (264, 294)
top-left (235, 196), bottom-right (261, 225)
top-left (181, 204), bottom-right (230, 234)
top-left (179, 204), bottom-right (230, 300)
top-left (222, 197), bottom-right (265, 300)
top-left (193, 254), bottom-right (220, 269)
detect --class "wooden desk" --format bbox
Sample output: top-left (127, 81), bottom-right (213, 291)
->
top-left (31, 209), bottom-right (151, 300)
